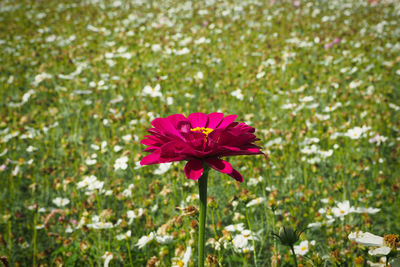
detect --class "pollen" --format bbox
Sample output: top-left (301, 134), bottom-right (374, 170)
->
top-left (383, 234), bottom-right (399, 249)
top-left (190, 127), bottom-right (213, 135)
top-left (190, 127), bottom-right (214, 141)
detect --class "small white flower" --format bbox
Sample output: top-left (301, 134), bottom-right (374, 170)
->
top-left (172, 246), bottom-right (192, 267)
top-left (332, 200), bottom-right (354, 217)
top-left (247, 176), bottom-right (263, 186)
top-left (91, 144), bottom-right (100, 150)
top-left (281, 103), bottom-right (296, 109)
top-left (299, 96), bottom-right (314, 102)
top-left (196, 71), bottom-right (204, 80)
top-left (136, 232), bottom-right (155, 249)
top-left (26, 146), bottom-right (37, 152)
top-left (12, 166), bottom-right (20, 176)
top-left (256, 72), bottom-right (265, 79)
top-left (156, 235), bottom-right (174, 244)
top-left (346, 126), bottom-right (370, 140)
top-left (116, 230), bottom-right (132, 241)
top-left (349, 80), bottom-right (362, 89)
top-left (142, 84), bottom-right (162, 98)
top-left (369, 134), bottom-right (388, 145)
top-left (246, 197), bottom-right (266, 207)
top-left (121, 184), bottom-right (135, 198)
top-left (232, 234), bottom-right (251, 253)
top-left (294, 240), bottom-right (314, 255)
top-left (231, 89), bottom-right (244, 100)
top-left (122, 134), bottom-right (132, 142)
top-left (65, 225), bottom-right (73, 233)
top-left (175, 47), bottom-right (190, 55)
top-left (87, 221), bottom-right (114, 229)
top-left (127, 208), bottom-right (144, 224)
top-left (346, 127), bottom-right (363, 139)
top-left (36, 224), bottom-right (45, 230)
top-left (320, 150), bottom-right (333, 159)
top-left (300, 144), bottom-right (319, 154)
top-left (166, 97), bottom-right (174, 105)
top-left (101, 252), bottom-right (113, 267)
top-left (85, 157), bottom-right (97, 165)
top-left (323, 102), bottom-right (342, 112)
top-left (348, 231), bottom-right (397, 258)
top-left (348, 231), bottom-right (383, 246)
top-left (265, 137), bottom-right (283, 147)
top-left (114, 156), bottom-right (128, 170)
top-left (151, 44), bottom-right (162, 52)
top-left (52, 197), bottom-right (70, 207)
top-left (308, 222), bottom-right (322, 228)
top-left (154, 163), bottom-right (172, 175)
top-left (224, 223), bottom-right (245, 232)
top-left (113, 145), bottom-right (123, 152)
top-left (231, 230), bottom-right (258, 253)
top-left (77, 175), bottom-right (104, 194)
top-left (369, 246), bottom-right (391, 257)
top-left (353, 207), bottom-right (380, 214)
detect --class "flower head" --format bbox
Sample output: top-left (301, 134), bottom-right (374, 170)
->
top-left (294, 240), bottom-right (315, 256)
top-left (348, 231), bottom-right (400, 258)
top-left (274, 226), bottom-right (301, 247)
top-left (332, 200), bottom-right (354, 218)
top-left (140, 113), bottom-right (262, 182)
top-left (101, 252), bottom-right (113, 267)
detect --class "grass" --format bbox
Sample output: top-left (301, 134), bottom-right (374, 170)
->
top-left (0, 0), bottom-right (400, 266)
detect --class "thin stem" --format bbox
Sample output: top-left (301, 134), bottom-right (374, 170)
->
top-left (32, 211), bottom-right (37, 267)
top-left (290, 246), bottom-right (298, 267)
top-left (126, 239), bottom-right (134, 267)
top-left (198, 165), bottom-right (209, 267)
top-left (246, 208), bottom-right (258, 267)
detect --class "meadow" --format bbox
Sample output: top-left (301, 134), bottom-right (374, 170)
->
top-left (0, 0), bottom-right (400, 266)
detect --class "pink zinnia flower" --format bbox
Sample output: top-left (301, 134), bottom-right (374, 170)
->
top-left (140, 113), bottom-right (262, 182)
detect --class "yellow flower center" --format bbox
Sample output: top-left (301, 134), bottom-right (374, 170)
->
top-left (190, 127), bottom-right (213, 135)
top-left (384, 234), bottom-right (399, 249)
top-left (190, 127), bottom-right (213, 141)
top-left (301, 246), bottom-right (307, 251)
top-left (340, 210), bottom-right (345, 214)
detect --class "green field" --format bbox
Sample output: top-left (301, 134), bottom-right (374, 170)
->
top-left (1, 0), bottom-right (399, 266)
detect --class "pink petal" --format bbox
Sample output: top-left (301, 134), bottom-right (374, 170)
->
top-left (140, 152), bottom-right (161, 165)
top-left (204, 158), bottom-right (233, 174)
top-left (151, 118), bottom-right (183, 139)
top-left (227, 168), bottom-right (243, 182)
top-left (206, 112), bottom-right (224, 129)
top-left (217, 115), bottom-right (237, 129)
top-left (167, 114), bottom-right (191, 133)
top-left (184, 159), bottom-right (204, 180)
top-left (188, 113), bottom-right (208, 128)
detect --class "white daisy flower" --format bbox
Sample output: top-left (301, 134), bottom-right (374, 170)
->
top-left (294, 240), bottom-right (315, 255)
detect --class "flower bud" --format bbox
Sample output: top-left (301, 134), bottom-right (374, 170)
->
top-left (276, 226), bottom-right (300, 247)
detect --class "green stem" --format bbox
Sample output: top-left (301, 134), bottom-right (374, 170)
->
top-left (126, 239), bottom-right (134, 267)
top-left (290, 246), bottom-right (298, 267)
top-left (246, 208), bottom-right (258, 267)
top-left (198, 165), bottom-right (209, 267)
top-left (32, 211), bottom-right (37, 267)
top-left (8, 220), bottom-right (12, 259)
